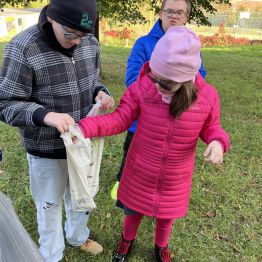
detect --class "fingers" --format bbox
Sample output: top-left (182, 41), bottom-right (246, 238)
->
top-left (56, 125), bottom-right (65, 134)
top-left (101, 98), bottom-right (115, 110)
top-left (205, 152), bottom-right (222, 164)
top-left (96, 91), bottom-right (115, 110)
top-left (56, 115), bottom-right (75, 133)
top-left (100, 97), bottom-right (115, 110)
top-left (102, 97), bottom-right (115, 109)
top-left (204, 141), bottom-right (223, 165)
top-left (203, 144), bottom-right (212, 158)
top-left (43, 112), bottom-right (75, 133)
top-left (59, 121), bottom-right (71, 133)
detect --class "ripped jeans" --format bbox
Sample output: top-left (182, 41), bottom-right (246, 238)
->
top-left (27, 154), bottom-right (90, 262)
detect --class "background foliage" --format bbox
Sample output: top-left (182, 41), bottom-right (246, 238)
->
top-left (1, 0), bottom-right (231, 25)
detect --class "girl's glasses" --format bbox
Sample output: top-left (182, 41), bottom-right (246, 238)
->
top-left (146, 67), bottom-right (178, 92)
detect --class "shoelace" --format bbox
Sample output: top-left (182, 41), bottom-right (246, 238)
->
top-left (117, 240), bottom-right (132, 254)
top-left (159, 247), bottom-right (170, 262)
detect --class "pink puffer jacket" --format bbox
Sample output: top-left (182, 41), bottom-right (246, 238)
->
top-left (79, 62), bottom-right (230, 219)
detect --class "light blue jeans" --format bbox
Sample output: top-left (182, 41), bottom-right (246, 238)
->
top-left (27, 154), bottom-right (90, 262)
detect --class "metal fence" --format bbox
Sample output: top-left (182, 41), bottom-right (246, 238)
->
top-left (189, 12), bottom-right (262, 40)
top-left (208, 12), bottom-right (262, 29)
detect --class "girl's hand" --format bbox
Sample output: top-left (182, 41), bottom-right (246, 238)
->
top-left (95, 91), bottom-right (115, 110)
top-left (71, 125), bottom-right (84, 144)
top-left (203, 140), bottom-right (223, 164)
top-left (72, 135), bottom-right (79, 144)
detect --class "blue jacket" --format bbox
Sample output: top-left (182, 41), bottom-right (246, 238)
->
top-left (126, 19), bottom-right (206, 133)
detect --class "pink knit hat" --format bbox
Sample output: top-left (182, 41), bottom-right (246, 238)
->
top-left (149, 26), bottom-right (201, 83)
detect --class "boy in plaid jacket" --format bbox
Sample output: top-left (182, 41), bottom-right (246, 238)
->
top-left (0, 1), bottom-right (114, 261)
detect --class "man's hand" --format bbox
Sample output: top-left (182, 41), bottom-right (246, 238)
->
top-left (43, 112), bottom-right (75, 133)
top-left (203, 140), bottom-right (223, 164)
top-left (95, 91), bottom-right (115, 110)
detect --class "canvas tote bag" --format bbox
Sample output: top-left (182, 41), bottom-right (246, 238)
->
top-left (61, 102), bottom-right (104, 211)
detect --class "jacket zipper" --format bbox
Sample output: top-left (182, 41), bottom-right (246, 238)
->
top-left (153, 118), bottom-right (173, 216)
top-left (70, 57), bottom-right (83, 118)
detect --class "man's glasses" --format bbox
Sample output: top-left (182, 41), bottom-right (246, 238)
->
top-left (61, 25), bottom-right (93, 40)
top-left (161, 9), bottom-right (188, 19)
top-left (146, 67), bottom-right (179, 92)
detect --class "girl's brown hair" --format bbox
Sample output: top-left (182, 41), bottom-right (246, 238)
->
top-left (169, 80), bottom-right (198, 118)
top-left (160, 0), bottom-right (191, 15)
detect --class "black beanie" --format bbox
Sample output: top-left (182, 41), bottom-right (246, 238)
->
top-left (46, 0), bottom-right (97, 33)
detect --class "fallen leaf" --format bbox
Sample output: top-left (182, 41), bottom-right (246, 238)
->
top-left (207, 211), bottom-right (216, 218)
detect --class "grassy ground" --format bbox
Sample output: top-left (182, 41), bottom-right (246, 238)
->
top-left (0, 42), bottom-right (261, 262)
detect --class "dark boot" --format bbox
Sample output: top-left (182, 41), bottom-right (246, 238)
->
top-left (112, 236), bottom-right (134, 262)
top-left (153, 245), bottom-right (171, 262)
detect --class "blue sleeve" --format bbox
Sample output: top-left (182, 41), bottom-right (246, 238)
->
top-left (125, 38), bottom-right (147, 87)
top-left (199, 53), bottom-right (206, 78)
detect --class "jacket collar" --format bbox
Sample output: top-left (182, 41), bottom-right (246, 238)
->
top-left (194, 73), bottom-right (205, 89)
top-left (147, 19), bottom-right (165, 40)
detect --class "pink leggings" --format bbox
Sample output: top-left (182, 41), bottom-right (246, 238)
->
top-left (122, 213), bottom-right (175, 247)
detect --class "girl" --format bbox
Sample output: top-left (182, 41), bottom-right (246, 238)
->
top-left (78, 26), bottom-right (230, 262)
top-left (114, 0), bottom-right (206, 197)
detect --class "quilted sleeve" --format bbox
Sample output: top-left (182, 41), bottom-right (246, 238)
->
top-left (200, 88), bottom-right (230, 153)
top-left (79, 83), bottom-right (141, 138)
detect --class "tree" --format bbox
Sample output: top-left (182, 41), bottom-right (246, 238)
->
top-left (97, 0), bottom-right (232, 26)
top-left (1, 0), bottom-right (231, 26)
top-left (1, 0), bottom-right (37, 7)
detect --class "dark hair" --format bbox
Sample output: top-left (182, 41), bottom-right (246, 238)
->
top-left (160, 0), bottom-right (191, 15)
top-left (169, 81), bottom-right (198, 118)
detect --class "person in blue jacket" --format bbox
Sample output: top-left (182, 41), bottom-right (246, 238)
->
top-left (113, 0), bottom-right (206, 200)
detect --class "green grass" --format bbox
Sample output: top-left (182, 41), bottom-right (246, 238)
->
top-left (0, 41), bottom-right (262, 262)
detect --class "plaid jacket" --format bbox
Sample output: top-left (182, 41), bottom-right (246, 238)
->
top-left (0, 25), bottom-right (108, 158)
